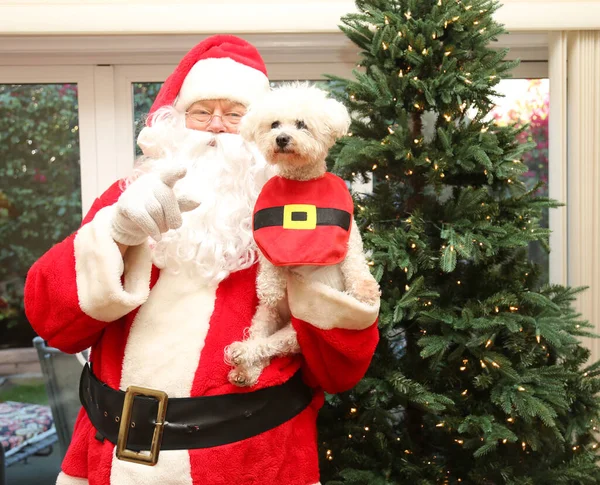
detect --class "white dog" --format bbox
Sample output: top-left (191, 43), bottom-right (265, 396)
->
top-left (225, 83), bottom-right (380, 387)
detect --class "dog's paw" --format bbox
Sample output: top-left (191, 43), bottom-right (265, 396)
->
top-left (224, 341), bottom-right (248, 366)
top-left (225, 340), bottom-right (265, 368)
top-left (228, 365), bottom-right (261, 388)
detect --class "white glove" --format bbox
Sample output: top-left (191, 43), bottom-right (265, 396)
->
top-left (110, 165), bottom-right (200, 246)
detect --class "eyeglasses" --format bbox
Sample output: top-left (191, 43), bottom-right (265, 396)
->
top-left (185, 109), bottom-right (245, 126)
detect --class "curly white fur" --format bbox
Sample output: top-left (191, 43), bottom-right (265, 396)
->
top-left (225, 83), bottom-right (380, 387)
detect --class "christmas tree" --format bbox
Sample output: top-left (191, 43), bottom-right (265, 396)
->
top-left (318, 0), bottom-right (600, 483)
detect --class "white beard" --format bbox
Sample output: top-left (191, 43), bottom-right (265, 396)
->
top-left (140, 126), bottom-right (272, 286)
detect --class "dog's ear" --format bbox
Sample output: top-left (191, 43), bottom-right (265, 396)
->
top-left (239, 107), bottom-right (257, 143)
top-left (324, 98), bottom-right (351, 140)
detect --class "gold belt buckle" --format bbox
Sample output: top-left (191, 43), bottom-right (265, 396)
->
top-left (283, 204), bottom-right (317, 230)
top-left (116, 385), bottom-right (168, 466)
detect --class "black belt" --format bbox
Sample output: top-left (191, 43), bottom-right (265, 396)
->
top-left (254, 205), bottom-right (351, 231)
top-left (79, 363), bottom-right (312, 465)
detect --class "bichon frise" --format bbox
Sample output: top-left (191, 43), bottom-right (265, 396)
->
top-left (225, 83), bottom-right (380, 387)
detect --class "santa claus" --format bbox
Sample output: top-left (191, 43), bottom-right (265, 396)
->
top-left (24, 35), bottom-right (380, 485)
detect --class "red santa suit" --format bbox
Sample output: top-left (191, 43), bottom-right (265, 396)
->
top-left (23, 35), bottom-right (380, 485)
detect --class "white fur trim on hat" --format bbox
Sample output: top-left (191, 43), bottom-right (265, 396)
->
top-left (174, 57), bottom-right (270, 111)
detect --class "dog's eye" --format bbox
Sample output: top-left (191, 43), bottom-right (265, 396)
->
top-left (271, 121), bottom-right (280, 129)
top-left (296, 120), bottom-right (307, 130)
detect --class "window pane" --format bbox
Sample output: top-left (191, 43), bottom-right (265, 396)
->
top-left (490, 79), bottom-right (550, 283)
top-left (0, 83), bottom-right (81, 483)
top-left (133, 82), bottom-right (163, 157)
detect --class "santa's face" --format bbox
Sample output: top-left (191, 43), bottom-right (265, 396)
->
top-left (185, 99), bottom-right (247, 134)
top-left (140, 107), bottom-right (273, 286)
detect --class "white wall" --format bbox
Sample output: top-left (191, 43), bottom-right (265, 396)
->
top-left (0, 1), bottom-right (599, 35)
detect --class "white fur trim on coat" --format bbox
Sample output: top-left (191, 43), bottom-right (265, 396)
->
top-left (174, 57), bottom-right (270, 111)
top-left (74, 205), bottom-right (153, 322)
top-left (287, 272), bottom-right (379, 330)
top-left (56, 471), bottom-right (88, 485)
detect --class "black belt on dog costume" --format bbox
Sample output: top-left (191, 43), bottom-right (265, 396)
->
top-left (79, 363), bottom-right (312, 466)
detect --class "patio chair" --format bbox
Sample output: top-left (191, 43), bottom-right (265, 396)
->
top-left (32, 337), bottom-right (86, 458)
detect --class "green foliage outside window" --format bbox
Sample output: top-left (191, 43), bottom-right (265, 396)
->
top-left (0, 84), bottom-right (81, 348)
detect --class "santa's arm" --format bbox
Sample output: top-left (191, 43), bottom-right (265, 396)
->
top-left (24, 181), bottom-right (153, 353)
top-left (287, 273), bottom-right (379, 394)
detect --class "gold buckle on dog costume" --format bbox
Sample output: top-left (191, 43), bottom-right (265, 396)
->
top-left (116, 386), bottom-right (168, 466)
top-left (283, 204), bottom-right (317, 230)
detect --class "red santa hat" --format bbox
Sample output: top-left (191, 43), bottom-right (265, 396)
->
top-left (138, 35), bottom-right (270, 155)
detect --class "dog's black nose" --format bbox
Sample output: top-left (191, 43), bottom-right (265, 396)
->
top-left (276, 134), bottom-right (291, 148)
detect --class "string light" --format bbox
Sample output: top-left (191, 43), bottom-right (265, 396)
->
top-left (485, 339), bottom-right (492, 348)
top-left (399, 69), bottom-right (404, 77)
top-left (422, 48), bottom-right (428, 55)
top-left (372, 164), bottom-right (378, 170)
top-left (480, 360), bottom-right (487, 368)
top-left (405, 10), bottom-right (412, 19)
top-left (405, 284), bottom-right (410, 291)
top-left (460, 366), bottom-right (467, 371)
top-left (507, 417), bottom-right (514, 423)
top-left (388, 126), bottom-right (395, 134)
top-left (384, 16), bottom-right (390, 24)
top-left (382, 42), bottom-right (389, 50)
top-left (350, 407), bottom-right (357, 414)
top-left (518, 386), bottom-right (526, 392)
top-left (461, 389), bottom-right (468, 396)
top-left (444, 114), bottom-right (452, 122)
